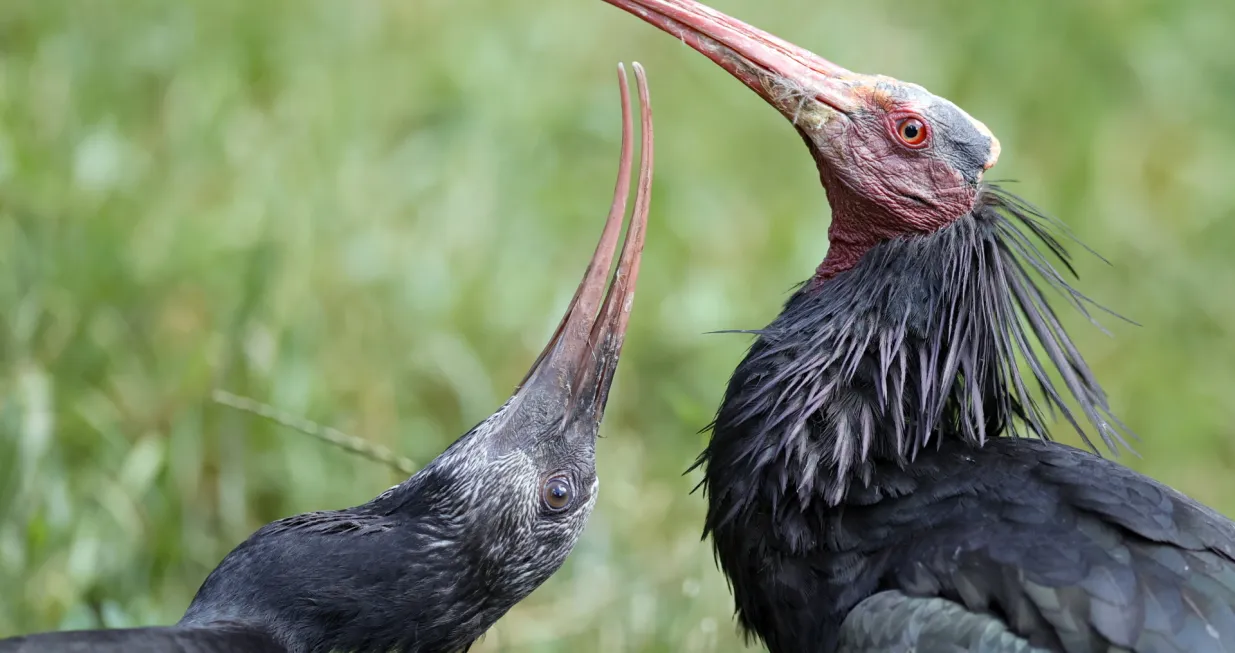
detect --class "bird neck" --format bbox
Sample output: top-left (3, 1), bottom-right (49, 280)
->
top-left (181, 451), bottom-right (556, 653)
top-left (812, 164), bottom-right (977, 282)
top-left (701, 186), bottom-right (1124, 512)
top-left (181, 490), bottom-right (504, 653)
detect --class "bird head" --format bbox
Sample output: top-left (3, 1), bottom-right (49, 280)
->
top-left (602, 0), bottom-right (1129, 502)
top-left (404, 63), bottom-right (655, 607)
top-left (177, 68), bottom-right (655, 653)
top-left (604, 0), bottom-right (1001, 279)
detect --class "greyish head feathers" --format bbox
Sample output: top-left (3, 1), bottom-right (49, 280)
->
top-left (184, 63), bottom-right (654, 653)
top-left (403, 396), bottom-right (602, 600)
top-left (380, 59), bottom-right (656, 612)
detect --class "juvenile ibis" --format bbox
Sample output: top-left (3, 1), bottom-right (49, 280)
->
top-left (602, 2), bottom-right (1235, 651)
top-left (0, 63), bottom-right (656, 653)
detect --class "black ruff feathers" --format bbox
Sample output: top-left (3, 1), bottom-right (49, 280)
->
top-left (700, 184), bottom-right (1133, 509)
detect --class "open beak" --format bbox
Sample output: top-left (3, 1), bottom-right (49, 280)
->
top-left (515, 62), bottom-right (654, 427)
top-left (602, 0), bottom-right (864, 119)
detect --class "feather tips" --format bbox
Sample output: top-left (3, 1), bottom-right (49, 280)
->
top-left (701, 183), bottom-right (1132, 514)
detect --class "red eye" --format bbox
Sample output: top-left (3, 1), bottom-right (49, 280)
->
top-left (895, 117), bottom-right (929, 147)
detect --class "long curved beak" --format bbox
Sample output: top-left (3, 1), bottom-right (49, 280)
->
top-left (515, 63), bottom-right (654, 428)
top-left (601, 0), bottom-right (863, 118)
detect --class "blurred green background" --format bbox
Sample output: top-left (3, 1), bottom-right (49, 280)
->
top-left (2, 0), bottom-right (1235, 650)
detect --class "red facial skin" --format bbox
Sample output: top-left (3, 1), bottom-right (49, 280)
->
top-left (601, 0), bottom-right (1001, 281)
top-left (801, 94), bottom-right (983, 280)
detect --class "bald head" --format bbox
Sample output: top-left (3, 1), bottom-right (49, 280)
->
top-left (600, 0), bottom-right (1003, 278)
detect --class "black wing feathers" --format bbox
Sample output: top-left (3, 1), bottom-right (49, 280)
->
top-left (838, 590), bottom-right (1050, 653)
top-left (854, 439), bottom-right (1235, 653)
top-left (0, 624), bottom-right (284, 653)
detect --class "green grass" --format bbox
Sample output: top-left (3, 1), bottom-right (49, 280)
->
top-left (2, 0), bottom-right (1235, 650)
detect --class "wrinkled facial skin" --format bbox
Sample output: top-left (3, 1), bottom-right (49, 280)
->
top-left (785, 77), bottom-right (1000, 240)
top-left (598, 0), bottom-right (1001, 277)
top-left (730, 68), bottom-right (999, 279)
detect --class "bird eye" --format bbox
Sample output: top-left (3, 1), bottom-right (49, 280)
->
top-left (895, 117), bottom-right (929, 147)
top-left (541, 476), bottom-right (572, 512)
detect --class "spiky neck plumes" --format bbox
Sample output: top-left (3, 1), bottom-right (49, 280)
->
top-left (700, 184), bottom-right (1130, 517)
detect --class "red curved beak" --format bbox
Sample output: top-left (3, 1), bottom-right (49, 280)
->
top-left (602, 0), bottom-right (865, 118)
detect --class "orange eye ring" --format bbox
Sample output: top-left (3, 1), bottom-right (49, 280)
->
top-left (894, 116), bottom-right (929, 148)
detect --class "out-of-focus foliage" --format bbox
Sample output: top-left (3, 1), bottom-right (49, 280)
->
top-left (2, 0), bottom-right (1234, 649)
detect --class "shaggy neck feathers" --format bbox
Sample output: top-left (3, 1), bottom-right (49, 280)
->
top-left (701, 185), bottom-right (1129, 519)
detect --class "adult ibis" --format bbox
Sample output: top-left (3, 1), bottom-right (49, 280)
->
top-left (0, 63), bottom-right (656, 653)
top-left (602, 1), bottom-right (1235, 651)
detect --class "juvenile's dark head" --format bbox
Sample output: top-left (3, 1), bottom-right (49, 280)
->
top-left (603, 0), bottom-right (1000, 278)
top-left (178, 65), bottom-right (656, 653)
top-left (438, 64), bottom-right (654, 590)
top-left (412, 85), bottom-right (655, 587)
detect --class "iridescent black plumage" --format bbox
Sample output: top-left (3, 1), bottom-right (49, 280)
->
top-left (0, 64), bottom-right (657, 653)
top-left (698, 185), bottom-right (1235, 652)
top-left (598, 0), bottom-right (1235, 651)
top-left (699, 184), bottom-right (1131, 508)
